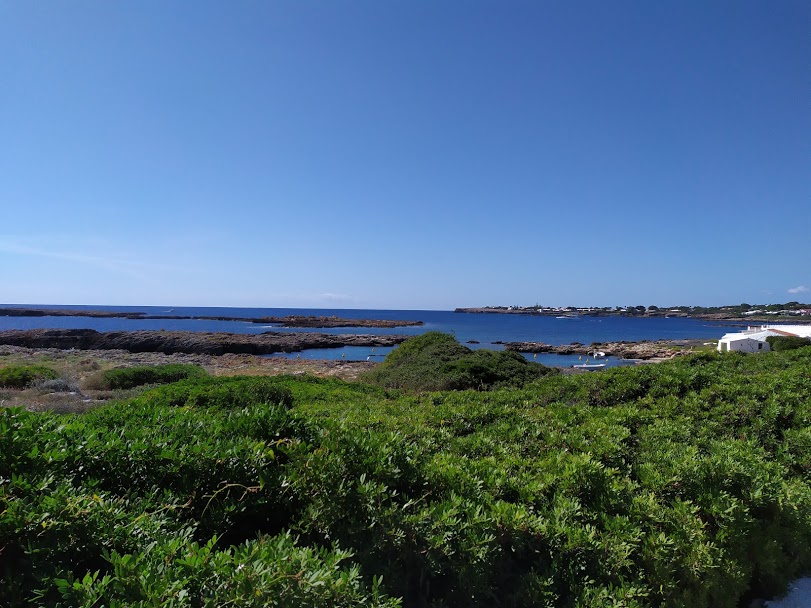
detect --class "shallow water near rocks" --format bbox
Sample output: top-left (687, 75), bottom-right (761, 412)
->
top-left (0, 305), bottom-right (731, 361)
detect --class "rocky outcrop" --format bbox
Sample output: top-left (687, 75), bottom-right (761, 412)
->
top-left (0, 308), bottom-right (423, 328)
top-left (0, 307), bottom-right (151, 319)
top-left (0, 329), bottom-right (407, 356)
top-left (260, 315), bottom-right (423, 328)
top-left (504, 340), bottom-right (698, 360)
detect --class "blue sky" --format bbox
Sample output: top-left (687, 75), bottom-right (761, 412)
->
top-left (1, 0), bottom-right (808, 310)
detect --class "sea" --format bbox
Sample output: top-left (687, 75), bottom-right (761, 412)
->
top-left (0, 305), bottom-right (737, 368)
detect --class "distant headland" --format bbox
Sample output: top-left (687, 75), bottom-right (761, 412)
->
top-left (455, 302), bottom-right (811, 323)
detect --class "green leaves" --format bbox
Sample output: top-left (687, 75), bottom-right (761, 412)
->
top-left (130, 375), bottom-right (295, 410)
top-left (0, 364), bottom-right (59, 388)
top-left (362, 332), bottom-right (557, 391)
top-left (100, 364), bottom-right (208, 390)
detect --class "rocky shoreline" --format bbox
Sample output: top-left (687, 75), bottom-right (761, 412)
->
top-left (0, 308), bottom-right (423, 328)
top-left (263, 315), bottom-right (422, 328)
top-left (0, 328), bottom-right (710, 361)
top-left (503, 338), bottom-right (709, 360)
top-left (0, 328), bottom-right (407, 356)
top-left (0, 344), bottom-right (376, 381)
top-left (0, 344), bottom-right (378, 412)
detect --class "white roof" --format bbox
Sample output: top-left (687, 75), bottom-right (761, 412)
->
top-left (720, 333), bottom-right (764, 343)
top-left (720, 325), bottom-right (811, 342)
top-left (720, 329), bottom-right (780, 342)
top-left (764, 325), bottom-right (811, 338)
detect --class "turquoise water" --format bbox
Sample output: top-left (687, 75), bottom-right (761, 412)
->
top-left (0, 305), bottom-right (730, 365)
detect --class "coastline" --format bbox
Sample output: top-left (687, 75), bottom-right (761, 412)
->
top-left (0, 328), bottom-right (407, 356)
top-left (0, 327), bottom-right (711, 362)
top-left (0, 335), bottom-right (702, 412)
top-left (0, 307), bottom-right (423, 328)
top-left (503, 338), bottom-right (709, 360)
top-left (0, 344), bottom-right (375, 412)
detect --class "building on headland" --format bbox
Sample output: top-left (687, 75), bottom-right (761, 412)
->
top-left (717, 325), bottom-right (811, 353)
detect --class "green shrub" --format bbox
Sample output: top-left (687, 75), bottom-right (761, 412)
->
top-left (54, 532), bottom-right (400, 608)
top-left (0, 364), bottom-right (59, 388)
top-left (443, 349), bottom-right (555, 390)
top-left (766, 335), bottom-right (811, 351)
top-left (132, 375), bottom-right (294, 410)
top-left (101, 364), bottom-right (207, 390)
top-left (362, 332), bottom-right (556, 391)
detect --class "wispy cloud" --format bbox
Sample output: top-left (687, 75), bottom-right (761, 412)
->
top-left (0, 236), bottom-right (186, 278)
top-left (1, 241), bottom-right (128, 271)
top-left (787, 285), bottom-right (809, 294)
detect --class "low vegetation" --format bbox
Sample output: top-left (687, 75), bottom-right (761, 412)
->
top-left (362, 332), bottom-right (557, 391)
top-left (0, 364), bottom-right (59, 388)
top-left (2, 346), bottom-right (810, 606)
top-left (96, 363), bottom-right (208, 390)
top-left (766, 335), bottom-right (811, 351)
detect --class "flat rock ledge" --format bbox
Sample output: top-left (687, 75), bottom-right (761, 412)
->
top-left (0, 329), bottom-right (407, 356)
top-left (504, 339), bottom-right (701, 360)
top-left (266, 315), bottom-right (423, 328)
top-left (0, 308), bottom-right (422, 328)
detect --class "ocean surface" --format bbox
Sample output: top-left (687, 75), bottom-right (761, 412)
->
top-left (0, 305), bottom-right (736, 367)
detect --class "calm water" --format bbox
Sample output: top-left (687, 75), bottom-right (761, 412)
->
top-left (0, 305), bottom-right (730, 366)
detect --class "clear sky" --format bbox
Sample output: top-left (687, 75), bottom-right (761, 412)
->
top-left (2, 1), bottom-right (808, 310)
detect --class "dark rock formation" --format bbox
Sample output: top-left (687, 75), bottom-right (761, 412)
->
top-left (0, 307), bottom-right (150, 319)
top-left (259, 315), bottom-right (423, 328)
top-left (504, 340), bottom-right (693, 360)
top-left (0, 307), bottom-right (423, 328)
top-left (0, 329), bottom-right (407, 356)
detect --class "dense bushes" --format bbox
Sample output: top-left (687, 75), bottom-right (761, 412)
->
top-left (97, 363), bottom-right (207, 389)
top-left (2, 349), bottom-right (810, 606)
top-left (132, 375), bottom-right (294, 409)
top-left (54, 533), bottom-right (399, 607)
top-left (766, 335), bottom-right (811, 351)
top-left (0, 364), bottom-right (59, 388)
top-left (362, 332), bottom-right (557, 391)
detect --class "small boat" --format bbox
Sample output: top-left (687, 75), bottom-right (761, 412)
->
top-left (592, 351), bottom-right (606, 358)
top-left (572, 363), bottom-right (606, 370)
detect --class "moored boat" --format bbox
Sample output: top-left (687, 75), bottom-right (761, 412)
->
top-left (572, 363), bottom-right (606, 370)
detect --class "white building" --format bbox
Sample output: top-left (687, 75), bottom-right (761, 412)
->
top-left (717, 325), bottom-right (811, 353)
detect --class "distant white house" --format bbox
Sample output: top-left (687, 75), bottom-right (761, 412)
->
top-left (717, 325), bottom-right (811, 353)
